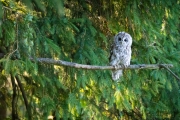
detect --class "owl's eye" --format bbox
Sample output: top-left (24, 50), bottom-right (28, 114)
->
top-left (124, 38), bottom-right (128, 42)
top-left (118, 38), bottom-right (122, 41)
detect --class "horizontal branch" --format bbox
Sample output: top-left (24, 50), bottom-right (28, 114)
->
top-left (31, 58), bottom-right (173, 70)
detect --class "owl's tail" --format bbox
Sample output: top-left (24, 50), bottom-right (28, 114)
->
top-left (112, 70), bottom-right (123, 81)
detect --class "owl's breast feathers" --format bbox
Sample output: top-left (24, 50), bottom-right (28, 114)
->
top-left (109, 45), bottom-right (131, 66)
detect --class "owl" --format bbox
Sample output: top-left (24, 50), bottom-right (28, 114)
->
top-left (109, 32), bottom-right (132, 81)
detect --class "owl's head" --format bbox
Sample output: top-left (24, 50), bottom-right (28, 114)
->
top-left (114, 32), bottom-right (132, 47)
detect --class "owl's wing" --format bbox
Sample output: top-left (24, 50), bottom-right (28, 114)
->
top-left (109, 44), bottom-right (114, 62)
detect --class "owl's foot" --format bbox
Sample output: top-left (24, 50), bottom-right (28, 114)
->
top-left (113, 65), bottom-right (125, 70)
top-left (113, 65), bottom-right (118, 70)
top-left (122, 64), bottom-right (130, 69)
top-left (113, 64), bottom-right (130, 70)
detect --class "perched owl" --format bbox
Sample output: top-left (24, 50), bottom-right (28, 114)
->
top-left (109, 32), bottom-right (132, 81)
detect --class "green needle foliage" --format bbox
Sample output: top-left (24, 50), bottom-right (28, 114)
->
top-left (0, 0), bottom-right (180, 119)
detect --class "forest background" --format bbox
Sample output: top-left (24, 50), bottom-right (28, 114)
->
top-left (0, 0), bottom-right (180, 119)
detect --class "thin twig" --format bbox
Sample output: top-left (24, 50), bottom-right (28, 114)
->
top-left (30, 58), bottom-right (173, 70)
top-left (159, 64), bottom-right (180, 81)
top-left (2, 6), bottom-right (13, 11)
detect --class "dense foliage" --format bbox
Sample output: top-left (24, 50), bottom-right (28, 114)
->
top-left (0, 0), bottom-right (180, 119)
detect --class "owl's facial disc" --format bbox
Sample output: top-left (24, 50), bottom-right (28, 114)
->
top-left (118, 36), bottom-right (128, 44)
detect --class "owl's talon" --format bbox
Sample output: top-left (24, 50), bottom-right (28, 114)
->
top-left (121, 65), bottom-right (125, 69)
top-left (113, 65), bottom-right (117, 70)
top-left (122, 64), bottom-right (129, 69)
top-left (113, 65), bottom-right (122, 70)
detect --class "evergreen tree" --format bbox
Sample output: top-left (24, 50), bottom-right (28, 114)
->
top-left (0, 0), bottom-right (180, 119)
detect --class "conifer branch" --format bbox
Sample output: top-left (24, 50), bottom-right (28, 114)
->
top-left (31, 58), bottom-right (173, 70)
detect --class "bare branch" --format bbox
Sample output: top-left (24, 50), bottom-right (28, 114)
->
top-left (159, 64), bottom-right (180, 81)
top-left (11, 75), bottom-right (19, 120)
top-left (31, 58), bottom-right (173, 70)
top-left (15, 76), bottom-right (32, 120)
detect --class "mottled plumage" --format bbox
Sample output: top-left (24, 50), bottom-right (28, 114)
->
top-left (109, 32), bottom-right (132, 81)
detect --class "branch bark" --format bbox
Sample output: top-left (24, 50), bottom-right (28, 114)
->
top-left (15, 76), bottom-right (32, 120)
top-left (31, 58), bottom-right (173, 70)
top-left (159, 64), bottom-right (180, 81)
top-left (11, 75), bottom-right (19, 120)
